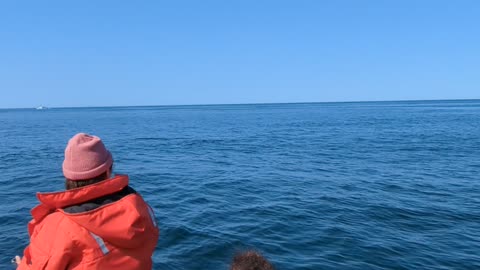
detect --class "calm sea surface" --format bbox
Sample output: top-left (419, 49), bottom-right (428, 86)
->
top-left (0, 100), bottom-right (479, 269)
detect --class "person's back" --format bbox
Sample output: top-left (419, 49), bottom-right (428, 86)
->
top-left (16, 133), bottom-right (159, 269)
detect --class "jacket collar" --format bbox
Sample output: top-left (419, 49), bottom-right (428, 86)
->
top-left (31, 175), bottom-right (129, 221)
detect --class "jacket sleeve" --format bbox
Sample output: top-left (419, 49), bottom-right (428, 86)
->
top-left (17, 216), bottom-right (74, 270)
top-left (17, 244), bottom-right (72, 270)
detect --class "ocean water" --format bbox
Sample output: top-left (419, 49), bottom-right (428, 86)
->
top-left (0, 100), bottom-right (479, 270)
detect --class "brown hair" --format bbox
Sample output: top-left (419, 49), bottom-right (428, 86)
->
top-left (230, 251), bottom-right (274, 270)
top-left (65, 165), bottom-right (113, 190)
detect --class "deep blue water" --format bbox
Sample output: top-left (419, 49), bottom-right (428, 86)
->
top-left (1, 100), bottom-right (479, 269)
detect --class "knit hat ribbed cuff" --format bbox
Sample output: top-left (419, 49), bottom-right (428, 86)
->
top-left (63, 152), bottom-right (113, 180)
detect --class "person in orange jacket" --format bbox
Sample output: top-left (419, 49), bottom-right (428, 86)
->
top-left (15, 133), bottom-right (159, 269)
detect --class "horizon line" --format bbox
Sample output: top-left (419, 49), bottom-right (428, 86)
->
top-left (1, 98), bottom-right (479, 110)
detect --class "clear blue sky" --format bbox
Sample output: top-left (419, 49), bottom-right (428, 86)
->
top-left (0, 1), bottom-right (479, 108)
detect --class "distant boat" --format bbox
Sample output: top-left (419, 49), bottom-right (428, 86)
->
top-left (36, 106), bottom-right (48, 110)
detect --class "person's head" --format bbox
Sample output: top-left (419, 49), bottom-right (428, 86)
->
top-left (230, 251), bottom-right (274, 270)
top-left (63, 133), bottom-right (114, 190)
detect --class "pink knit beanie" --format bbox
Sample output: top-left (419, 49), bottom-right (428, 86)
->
top-left (62, 133), bottom-right (113, 181)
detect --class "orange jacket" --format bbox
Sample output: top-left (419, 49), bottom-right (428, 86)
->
top-left (18, 175), bottom-right (159, 270)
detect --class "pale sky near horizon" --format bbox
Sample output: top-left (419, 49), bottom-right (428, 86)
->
top-left (0, 1), bottom-right (479, 108)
